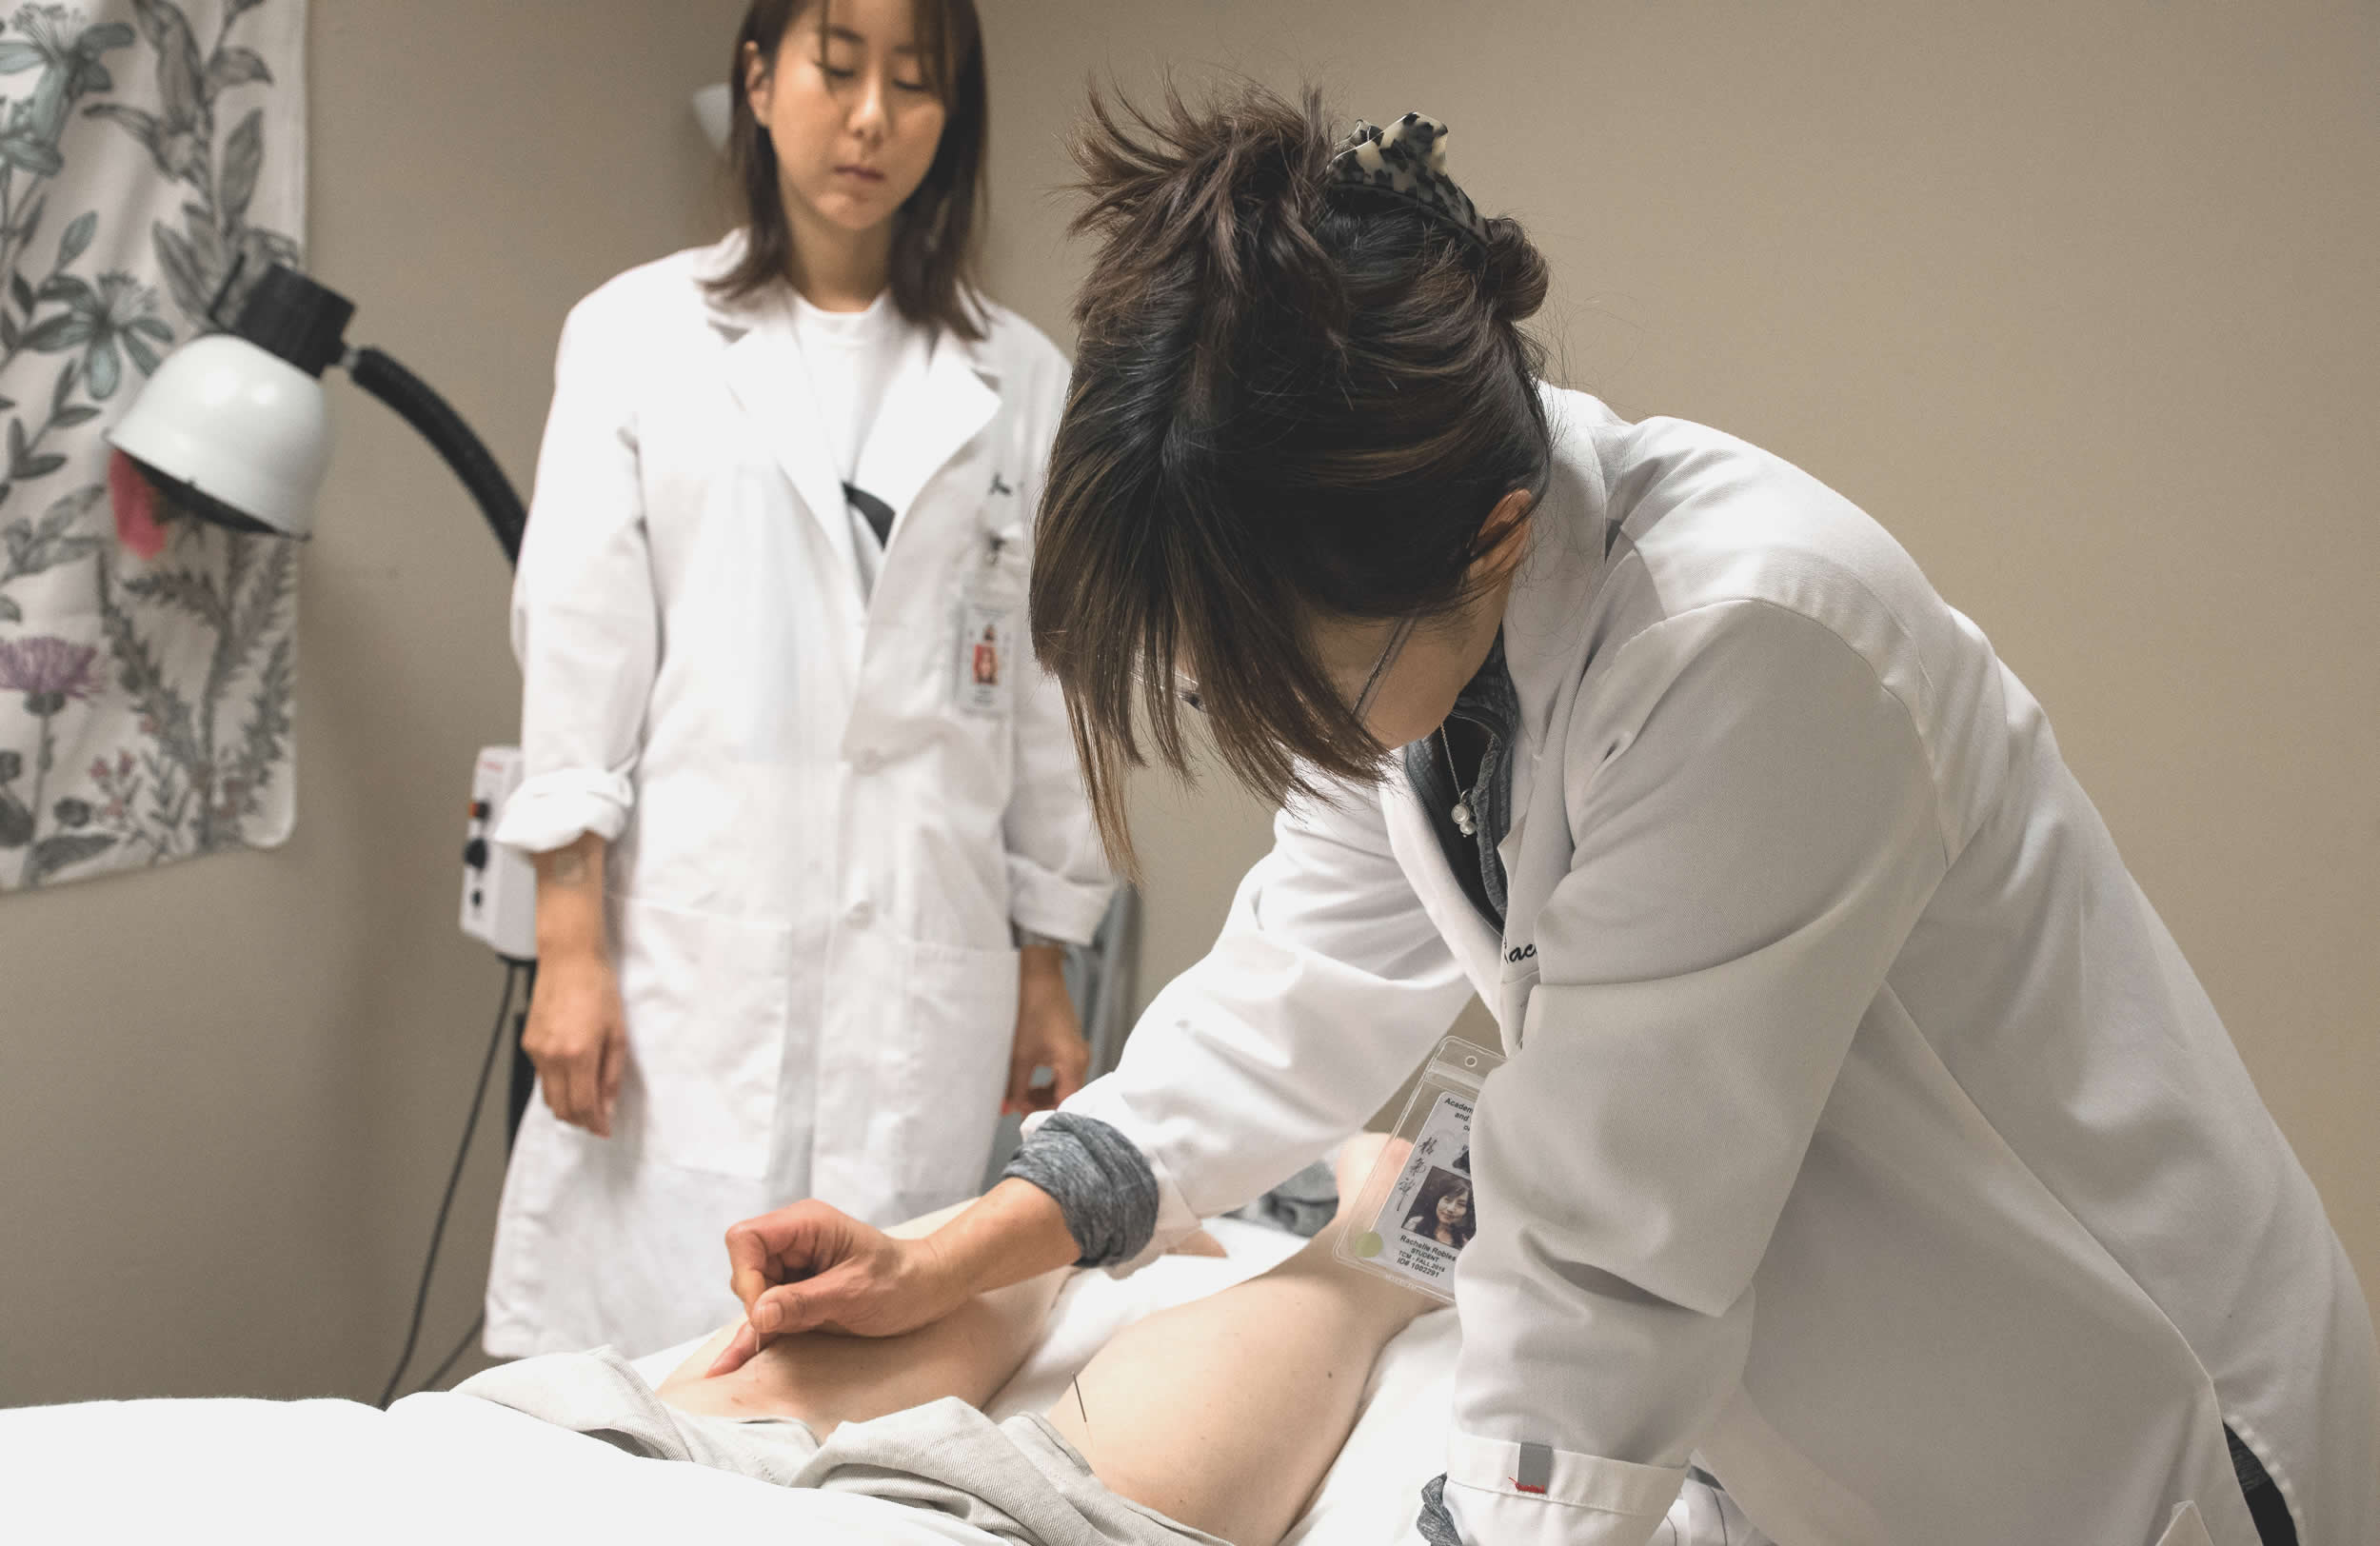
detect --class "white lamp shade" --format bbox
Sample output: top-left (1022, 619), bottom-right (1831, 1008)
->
top-left (693, 82), bottom-right (732, 154)
top-left (107, 332), bottom-right (333, 539)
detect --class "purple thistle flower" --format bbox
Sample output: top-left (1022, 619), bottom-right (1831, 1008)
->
top-left (0, 636), bottom-right (102, 704)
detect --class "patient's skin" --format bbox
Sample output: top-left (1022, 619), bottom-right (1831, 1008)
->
top-left (657, 1256), bottom-right (1066, 1432)
top-left (655, 1141), bottom-right (1435, 1546)
top-left (1045, 1147), bottom-right (1432, 1546)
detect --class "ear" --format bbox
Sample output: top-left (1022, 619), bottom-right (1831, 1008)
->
top-left (1469, 488), bottom-right (1535, 585)
top-left (742, 40), bottom-right (774, 121)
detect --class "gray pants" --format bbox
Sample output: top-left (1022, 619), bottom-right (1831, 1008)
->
top-left (455, 1349), bottom-right (1224, 1546)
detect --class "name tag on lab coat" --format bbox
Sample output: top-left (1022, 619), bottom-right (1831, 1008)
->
top-left (955, 596), bottom-right (1013, 717)
top-left (1339, 1037), bottom-right (1502, 1302)
top-left (955, 528), bottom-right (1021, 718)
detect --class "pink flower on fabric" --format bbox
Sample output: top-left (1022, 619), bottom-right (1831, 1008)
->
top-left (109, 448), bottom-right (168, 559)
top-left (0, 636), bottom-right (102, 704)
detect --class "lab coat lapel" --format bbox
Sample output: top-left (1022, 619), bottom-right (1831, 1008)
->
top-left (1493, 389), bottom-right (1618, 957)
top-left (852, 327), bottom-right (1001, 546)
top-left (718, 304), bottom-right (865, 606)
top-left (1387, 387), bottom-right (1621, 1043)
top-left (1381, 777), bottom-right (1503, 1001)
top-left (1501, 388), bottom-right (1616, 765)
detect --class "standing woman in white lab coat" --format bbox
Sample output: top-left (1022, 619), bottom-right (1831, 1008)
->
top-left (712, 88), bottom-right (2375, 1546)
top-left (481, 0), bottom-right (1109, 1358)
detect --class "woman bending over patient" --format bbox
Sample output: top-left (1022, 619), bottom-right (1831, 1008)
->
top-left (456, 1136), bottom-right (1430, 1546)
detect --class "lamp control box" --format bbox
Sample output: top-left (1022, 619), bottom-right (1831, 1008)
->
top-left (462, 745), bottom-right (538, 961)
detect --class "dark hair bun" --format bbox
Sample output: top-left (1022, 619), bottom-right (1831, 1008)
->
top-left (1068, 82), bottom-right (1350, 378)
top-left (1069, 82), bottom-right (1550, 388)
top-left (1478, 215), bottom-right (1550, 325)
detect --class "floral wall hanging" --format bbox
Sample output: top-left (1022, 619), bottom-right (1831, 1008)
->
top-left (0, 0), bottom-right (306, 892)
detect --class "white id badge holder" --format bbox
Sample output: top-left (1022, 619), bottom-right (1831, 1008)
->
top-left (954, 529), bottom-right (1019, 718)
top-left (1336, 1036), bottom-right (1502, 1302)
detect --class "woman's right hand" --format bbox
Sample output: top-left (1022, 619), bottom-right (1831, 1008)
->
top-left (522, 950), bottom-right (628, 1137)
top-left (708, 1200), bottom-right (969, 1374)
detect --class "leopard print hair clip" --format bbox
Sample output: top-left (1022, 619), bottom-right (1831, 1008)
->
top-left (1325, 111), bottom-right (1487, 248)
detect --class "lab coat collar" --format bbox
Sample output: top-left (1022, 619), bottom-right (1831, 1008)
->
top-left (714, 297), bottom-right (862, 597)
top-left (851, 322), bottom-right (1001, 542)
top-left (692, 229), bottom-right (1009, 385)
top-left (1484, 389), bottom-right (1617, 904)
top-left (703, 232), bottom-right (1003, 599)
top-left (1379, 389), bottom-right (1621, 995)
top-left (1499, 387), bottom-right (1617, 747)
top-left (691, 229), bottom-right (778, 340)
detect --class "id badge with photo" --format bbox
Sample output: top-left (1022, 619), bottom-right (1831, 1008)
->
top-left (1336, 1036), bottom-right (1502, 1302)
top-left (954, 531), bottom-right (1018, 718)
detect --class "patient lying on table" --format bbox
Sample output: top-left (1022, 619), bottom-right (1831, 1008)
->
top-left (454, 1135), bottom-right (1429, 1546)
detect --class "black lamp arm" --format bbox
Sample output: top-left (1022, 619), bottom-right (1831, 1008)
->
top-left (346, 346), bottom-right (527, 568)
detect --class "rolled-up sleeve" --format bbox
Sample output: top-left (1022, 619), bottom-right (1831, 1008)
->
top-left (1050, 772), bottom-right (1478, 1273)
top-left (491, 302), bottom-right (658, 857)
top-left (1000, 342), bottom-right (1112, 943)
top-left (1443, 601), bottom-right (1947, 1545)
top-left (1000, 1112), bottom-right (1161, 1267)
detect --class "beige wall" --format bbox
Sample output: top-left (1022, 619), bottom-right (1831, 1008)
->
top-left (3, 0), bottom-right (2370, 1407)
top-left (976, 0), bottom-right (2378, 1298)
top-left (0, 0), bottom-right (747, 1404)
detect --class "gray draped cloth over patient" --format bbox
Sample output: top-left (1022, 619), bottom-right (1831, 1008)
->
top-left (456, 1348), bottom-right (1225, 1546)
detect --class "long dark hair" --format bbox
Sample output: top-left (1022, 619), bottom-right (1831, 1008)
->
top-left (706, 0), bottom-right (988, 340)
top-left (1029, 82), bottom-right (1553, 872)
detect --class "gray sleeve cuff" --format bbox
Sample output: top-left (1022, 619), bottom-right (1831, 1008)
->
top-left (1000, 1113), bottom-right (1160, 1268)
top-left (1418, 1475), bottom-right (1461, 1546)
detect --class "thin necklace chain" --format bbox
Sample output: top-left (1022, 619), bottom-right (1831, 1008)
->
top-left (1438, 724), bottom-right (1479, 837)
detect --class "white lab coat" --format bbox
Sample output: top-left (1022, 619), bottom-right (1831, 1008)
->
top-left (484, 237), bottom-right (1110, 1358)
top-left (1054, 390), bottom-right (2376, 1546)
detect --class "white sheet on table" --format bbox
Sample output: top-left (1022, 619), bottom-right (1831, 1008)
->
top-left (5, 1218), bottom-right (1750, 1545)
top-left (0, 1386), bottom-right (996, 1545)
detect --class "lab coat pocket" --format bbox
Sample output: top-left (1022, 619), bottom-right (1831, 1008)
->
top-left (611, 895), bottom-right (787, 1179)
top-left (892, 938), bottom-right (1021, 1204)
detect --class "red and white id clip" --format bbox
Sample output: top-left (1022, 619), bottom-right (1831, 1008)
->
top-left (954, 526), bottom-right (1020, 718)
top-left (1335, 1036), bottom-right (1501, 1303)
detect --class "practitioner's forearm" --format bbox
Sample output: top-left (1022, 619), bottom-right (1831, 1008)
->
top-left (922, 1178), bottom-right (1084, 1297)
top-left (522, 831), bottom-right (625, 1133)
top-left (532, 830), bottom-right (608, 961)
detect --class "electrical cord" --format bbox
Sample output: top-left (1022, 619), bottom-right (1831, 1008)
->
top-left (377, 961), bottom-right (519, 1408)
top-left (415, 1312), bottom-right (487, 1395)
